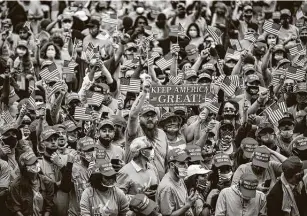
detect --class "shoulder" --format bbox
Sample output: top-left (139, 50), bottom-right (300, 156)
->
top-left (268, 180), bottom-right (282, 198)
top-left (118, 162), bottom-right (133, 174)
top-left (40, 174), bottom-right (55, 185)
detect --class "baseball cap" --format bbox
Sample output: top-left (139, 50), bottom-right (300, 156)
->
top-left (78, 136), bottom-right (97, 151)
top-left (198, 72), bottom-right (212, 82)
top-left (186, 145), bottom-right (203, 162)
top-left (185, 69), bottom-right (198, 80)
top-left (173, 106), bottom-right (187, 113)
top-left (0, 123), bottom-right (18, 136)
top-left (278, 113), bottom-right (294, 127)
top-left (19, 151), bottom-right (38, 166)
top-left (272, 11), bottom-right (281, 20)
top-left (292, 137), bottom-right (307, 151)
top-left (282, 156), bottom-right (303, 176)
top-left (168, 148), bottom-right (190, 162)
top-left (140, 104), bottom-right (157, 116)
top-left (202, 63), bottom-right (215, 72)
top-left (130, 136), bottom-right (152, 153)
top-left (17, 40), bottom-right (28, 48)
top-left (252, 146), bottom-right (271, 168)
top-left (243, 5), bottom-right (253, 12)
top-left (239, 173), bottom-right (258, 198)
top-left (255, 122), bottom-right (274, 137)
top-left (242, 64), bottom-right (256, 75)
top-left (245, 74), bottom-right (260, 84)
top-left (40, 127), bottom-right (58, 141)
top-left (185, 44), bottom-right (198, 62)
top-left (273, 44), bottom-right (285, 53)
top-left (98, 119), bottom-right (115, 130)
top-left (186, 164), bottom-right (211, 179)
top-left (91, 159), bottom-right (117, 176)
top-left (213, 153), bottom-right (231, 167)
top-left (130, 194), bottom-right (157, 216)
top-left (86, 18), bottom-right (100, 27)
top-left (240, 138), bottom-right (258, 159)
top-left (63, 120), bottom-right (81, 132)
top-left (295, 82), bottom-right (307, 93)
top-left (159, 112), bottom-right (181, 127)
top-left (62, 13), bottom-right (73, 21)
top-left (280, 9), bottom-right (291, 17)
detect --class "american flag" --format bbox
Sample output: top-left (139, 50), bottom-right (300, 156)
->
top-left (286, 66), bottom-right (305, 81)
top-left (86, 91), bottom-right (104, 107)
top-left (169, 23), bottom-right (186, 37)
top-left (206, 26), bottom-right (222, 44)
top-left (28, 90), bottom-right (36, 109)
top-left (169, 73), bottom-right (184, 85)
top-left (147, 52), bottom-right (160, 66)
top-left (1, 110), bottom-right (13, 123)
top-left (75, 39), bottom-right (82, 47)
top-left (289, 43), bottom-right (306, 57)
top-left (221, 76), bottom-right (236, 96)
top-left (103, 13), bottom-right (118, 25)
top-left (228, 75), bottom-right (241, 87)
top-left (40, 63), bottom-right (60, 80)
top-left (144, 26), bottom-right (153, 35)
top-left (263, 20), bottom-right (281, 36)
top-left (123, 58), bottom-right (139, 69)
top-left (48, 81), bottom-right (63, 98)
top-left (23, 21), bottom-right (31, 31)
top-left (294, 55), bottom-right (306, 67)
top-left (229, 39), bottom-right (242, 51)
top-left (277, 96), bottom-right (288, 114)
top-left (265, 102), bottom-right (285, 124)
top-left (270, 69), bottom-right (285, 86)
top-left (156, 53), bottom-right (173, 70)
top-left (244, 32), bottom-right (258, 43)
top-left (85, 42), bottom-right (95, 60)
top-left (205, 92), bottom-right (218, 103)
top-left (205, 101), bottom-right (220, 114)
top-left (120, 78), bottom-right (141, 93)
top-left (74, 107), bottom-right (93, 121)
top-left (63, 60), bottom-right (78, 74)
top-left (225, 48), bottom-right (240, 60)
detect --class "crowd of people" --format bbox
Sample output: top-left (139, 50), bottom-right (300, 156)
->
top-left (1, 0), bottom-right (307, 216)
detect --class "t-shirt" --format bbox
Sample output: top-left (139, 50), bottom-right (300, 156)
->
top-left (80, 187), bottom-right (129, 216)
top-left (0, 159), bottom-right (10, 188)
top-left (125, 126), bottom-right (168, 180)
top-left (156, 172), bottom-right (193, 216)
top-left (96, 141), bottom-right (125, 161)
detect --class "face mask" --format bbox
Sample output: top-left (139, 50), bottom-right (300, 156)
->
top-left (63, 22), bottom-right (72, 30)
top-left (189, 30), bottom-right (197, 38)
top-left (219, 171), bottom-right (233, 181)
top-left (244, 14), bottom-right (252, 20)
top-left (101, 177), bottom-right (116, 188)
top-left (274, 54), bottom-right (283, 61)
top-left (35, 101), bottom-right (44, 106)
top-left (296, 94), bottom-right (307, 104)
top-left (246, 85), bottom-right (259, 95)
top-left (45, 147), bottom-right (57, 155)
top-left (173, 163), bottom-right (187, 178)
top-left (82, 152), bottom-right (93, 162)
top-left (284, 85), bottom-right (294, 93)
top-left (280, 130), bottom-right (293, 139)
top-left (3, 136), bottom-right (18, 149)
top-left (141, 149), bottom-right (155, 161)
top-left (300, 36), bottom-right (307, 42)
top-left (27, 163), bottom-right (41, 174)
top-left (196, 179), bottom-right (208, 190)
top-left (261, 134), bottom-right (275, 144)
top-left (16, 47), bottom-right (27, 56)
top-left (46, 50), bottom-right (56, 58)
top-left (136, 7), bottom-right (144, 14)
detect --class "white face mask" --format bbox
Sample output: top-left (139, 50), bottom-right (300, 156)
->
top-left (46, 49), bottom-right (56, 58)
top-left (141, 149), bottom-right (155, 161)
top-left (173, 163), bottom-right (187, 178)
top-left (189, 30), bottom-right (197, 38)
top-left (27, 163), bottom-right (41, 174)
top-left (219, 171), bottom-right (233, 181)
top-left (35, 101), bottom-right (44, 106)
top-left (280, 130), bottom-right (293, 139)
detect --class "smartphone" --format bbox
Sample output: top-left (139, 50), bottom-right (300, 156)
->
top-left (149, 184), bottom-right (158, 191)
top-left (111, 158), bottom-right (120, 165)
top-left (263, 179), bottom-right (271, 188)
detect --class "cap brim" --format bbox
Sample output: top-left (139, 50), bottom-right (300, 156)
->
top-left (44, 132), bottom-right (59, 140)
top-left (67, 125), bottom-right (81, 132)
top-left (297, 145), bottom-right (307, 151)
top-left (215, 161), bottom-right (232, 167)
top-left (99, 123), bottom-right (114, 130)
top-left (186, 75), bottom-right (198, 80)
top-left (24, 156), bottom-right (38, 166)
top-left (2, 128), bottom-right (19, 137)
top-left (240, 185), bottom-right (256, 198)
top-left (81, 144), bottom-right (96, 151)
top-left (176, 154), bottom-right (190, 162)
top-left (141, 110), bottom-right (157, 116)
top-left (190, 155), bottom-right (203, 162)
top-left (102, 169), bottom-right (117, 177)
top-left (252, 158), bottom-right (269, 168)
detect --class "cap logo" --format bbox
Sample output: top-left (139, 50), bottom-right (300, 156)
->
top-left (294, 138), bottom-right (307, 148)
top-left (215, 155), bottom-right (230, 163)
top-left (96, 149), bottom-right (107, 159)
top-left (254, 152), bottom-right (270, 162)
top-left (244, 144), bottom-right (256, 152)
top-left (243, 181), bottom-right (258, 190)
top-left (135, 196), bottom-right (150, 210)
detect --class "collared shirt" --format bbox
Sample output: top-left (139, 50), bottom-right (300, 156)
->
top-left (215, 185), bottom-right (267, 216)
top-left (117, 160), bottom-right (159, 196)
top-left (232, 162), bottom-right (282, 190)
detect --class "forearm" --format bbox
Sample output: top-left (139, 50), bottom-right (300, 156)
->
top-left (195, 130), bottom-right (208, 148)
top-left (170, 204), bottom-right (190, 216)
top-left (114, 43), bottom-right (124, 63)
top-left (261, 51), bottom-right (270, 72)
top-left (46, 20), bottom-right (58, 32)
top-left (231, 58), bottom-right (242, 75)
top-left (16, 212), bottom-right (24, 216)
top-left (50, 93), bottom-right (65, 124)
top-left (102, 65), bottom-right (113, 84)
top-left (191, 57), bottom-right (202, 72)
top-left (170, 55), bottom-right (177, 77)
top-left (247, 100), bottom-right (261, 115)
top-left (129, 91), bottom-right (146, 117)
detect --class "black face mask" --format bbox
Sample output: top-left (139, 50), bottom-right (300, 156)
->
top-left (3, 136), bottom-right (18, 149)
top-left (246, 85), bottom-right (259, 95)
top-left (300, 36), bottom-right (307, 42)
top-left (223, 64), bottom-right (232, 76)
top-left (156, 21), bottom-right (165, 28)
top-left (45, 147), bottom-right (57, 156)
top-left (293, 149), bottom-right (307, 160)
top-left (244, 14), bottom-right (252, 20)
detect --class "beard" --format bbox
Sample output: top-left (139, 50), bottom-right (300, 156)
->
top-left (99, 136), bottom-right (113, 147)
top-left (140, 121), bottom-right (158, 142)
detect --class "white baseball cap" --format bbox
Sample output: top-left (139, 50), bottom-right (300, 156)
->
top-left (185, 165), bottom-right (211, 179)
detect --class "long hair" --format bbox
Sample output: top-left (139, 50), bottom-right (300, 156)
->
top-left (217, 100), bottom-right (240, 121)
top-left (40, 42), bottom-right (61, 60)
top-left (15, 45), bottom-right (33, 75)
top-left (186, 23), bottom-right (201, 38)
top-left (133, 16), bottom-right (148, 30)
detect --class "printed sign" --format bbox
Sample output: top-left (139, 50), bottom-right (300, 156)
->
top-left (149, 85), bottom-right (210, 107)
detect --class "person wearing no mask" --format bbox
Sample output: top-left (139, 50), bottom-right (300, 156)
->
top-left (215, 173), bottom-right (267, 216)
top-left (157, 148), bottom-right (196, 216)
top-left (117, 136), bottom-right (159, 202)
top-left (7, 151), bottom-right (55, 216)
top-left (80, 159), bottom-right (129, 216)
